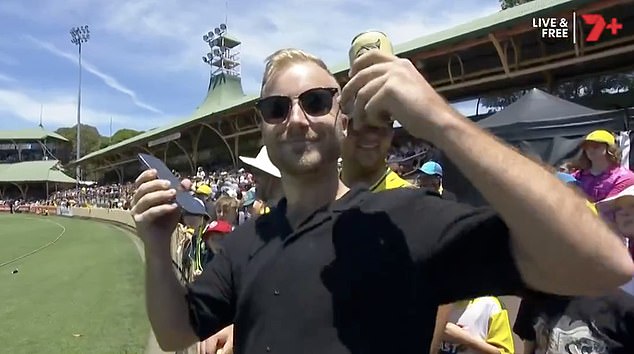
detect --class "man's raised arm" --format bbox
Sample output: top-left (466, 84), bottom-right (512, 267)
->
top-left (342, 50), bottom-right (634, 295)
top-left (130, 170), bottom-right (209, 350)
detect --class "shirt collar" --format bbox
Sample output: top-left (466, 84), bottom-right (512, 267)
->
top-left (248, 187), bottom-right (367, 258)
top-left (271, 185), bottom-right (368, 215)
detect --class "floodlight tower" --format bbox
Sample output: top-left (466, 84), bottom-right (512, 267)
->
top-left (70, 25), bottom-right (90, 188)
top-left (202, 23), bottom-right (241, 79)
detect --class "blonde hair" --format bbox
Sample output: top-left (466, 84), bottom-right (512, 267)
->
top-left (261, 48), bottom-right (332, 93)
top-left (215, 195), bottom-right (239, 224)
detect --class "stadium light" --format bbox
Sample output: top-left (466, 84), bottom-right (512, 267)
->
top-left (202, 23), bottom-right (230, 67)
top-left (70, 25), bottom-right (90, 192)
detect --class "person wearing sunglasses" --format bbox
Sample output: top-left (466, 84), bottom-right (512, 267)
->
top-left (130, 48), bottom-right (634, 353)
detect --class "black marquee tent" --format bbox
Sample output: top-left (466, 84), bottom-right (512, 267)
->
top-left (477, 88), bottom-right (627, 141)
top-left (439, 89), bottom-right (632, 205)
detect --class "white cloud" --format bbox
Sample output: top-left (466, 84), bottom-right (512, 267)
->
top-left (92, 0), bottom-right (500, 93)
top-left (0, 89), bottom-right (152, 132)
top-left (24, 35), bottom-right (164, 115)
top-left (0, 72), bottom-right (15, 82)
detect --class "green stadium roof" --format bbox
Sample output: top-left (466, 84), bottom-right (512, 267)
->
top-left (330, 0), bottom-right (596, 74)
top-left (73, 73), bottom-right (256, 164)
top-left (75, 0), bottom-right (594, 165)
top-left (0, 127), bottom-right (69, 142)
top-left (0, 160), bottom-right (76, 184)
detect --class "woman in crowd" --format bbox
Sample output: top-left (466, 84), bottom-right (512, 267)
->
top-left (572, 129), bottom-right (634, 202)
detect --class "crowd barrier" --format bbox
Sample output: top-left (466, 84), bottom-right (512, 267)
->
top-left (0, 205), bottom-right (136, 227)
top-left (68, 207), bottom-right (136, 227)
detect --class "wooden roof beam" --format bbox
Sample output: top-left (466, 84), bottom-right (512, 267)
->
top-left (489, 33), bottom-right (511, 76)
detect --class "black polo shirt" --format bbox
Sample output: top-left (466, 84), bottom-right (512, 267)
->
top-left (186, 186), bottom-right (526, 353)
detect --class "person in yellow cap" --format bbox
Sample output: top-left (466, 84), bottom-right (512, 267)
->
top-left (572, 129), bottom-right (634, 202)
top-left (194, 184), bottom-right (214, 217)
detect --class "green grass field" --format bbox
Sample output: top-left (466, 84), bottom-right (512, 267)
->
top-left (0, 213), bottom-right (149, 353)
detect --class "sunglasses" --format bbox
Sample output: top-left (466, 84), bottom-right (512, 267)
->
top-left (256, 87), bottom-right (339, 124)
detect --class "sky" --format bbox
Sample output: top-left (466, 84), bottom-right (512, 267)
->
top-left (0, 0), bottom-right (502, 136)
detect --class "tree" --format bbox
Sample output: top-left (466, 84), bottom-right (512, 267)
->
top-left (499, 0), bottom-right (534, 10)
top-left (55, 124), bottom-right (103, 159)
top-left (109, 129), bottom-right (143, 145)
top-left (98, 128), bottom-right (143, 149)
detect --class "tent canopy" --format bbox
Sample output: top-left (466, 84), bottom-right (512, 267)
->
top-left (0, 160), bottom-right (76, 184)
top-left (442, 89), bottom-right (632, 206)
top-left (477, 89), bottom-right (627, 141)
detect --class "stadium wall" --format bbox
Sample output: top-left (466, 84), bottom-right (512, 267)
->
top-left (70, 207), bottom-right (135, 227)
top-left (0, 205), bottom-right (134, 228)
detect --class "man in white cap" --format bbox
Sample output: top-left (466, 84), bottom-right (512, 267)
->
top-left (195, 146), bottom-right (283, 354)
top-left (238, 146), bottom-right (283, 215)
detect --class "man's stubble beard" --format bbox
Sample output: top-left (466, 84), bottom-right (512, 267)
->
top-left (279, 140), bottom-right (341, 177)
top-left (270, 127), bottom-right (344, 178)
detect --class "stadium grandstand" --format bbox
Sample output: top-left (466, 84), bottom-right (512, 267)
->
top-left (0, 127), bottom-right (76, 202)
top-left (67, 0), bottom-right (633, 186)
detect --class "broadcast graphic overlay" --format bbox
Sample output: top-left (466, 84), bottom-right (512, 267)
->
top-left (533, 11), bottom-right (625, 44)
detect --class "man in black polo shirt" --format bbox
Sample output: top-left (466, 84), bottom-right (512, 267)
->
top-left (130, 48), bottom-right (634, 354)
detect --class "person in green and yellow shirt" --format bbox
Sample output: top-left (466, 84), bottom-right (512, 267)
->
top-left (339, 118), bottom-right (412, 191)
top-left (339, 117), bottom-right (450, 354)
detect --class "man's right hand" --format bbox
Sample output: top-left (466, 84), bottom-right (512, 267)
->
top-left (197, 324), bottom-right (234, 354)
top-left (131, 169), bottom-right (190, 247)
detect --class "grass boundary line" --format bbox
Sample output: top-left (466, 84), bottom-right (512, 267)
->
top-left (57, 215), bottom-right (145, 261)
top-left (0, 216), bottom-right (67, 269)
top-left (59, 215), bottom-right (169, 354)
